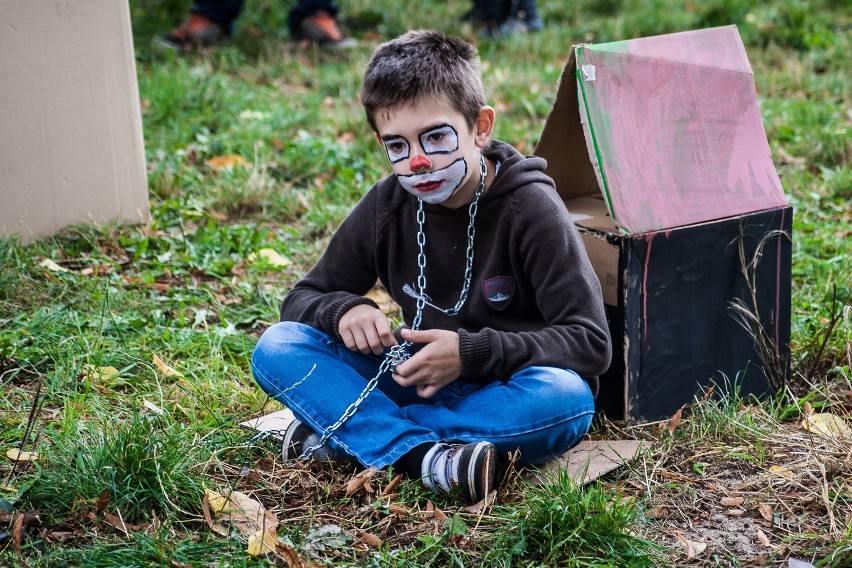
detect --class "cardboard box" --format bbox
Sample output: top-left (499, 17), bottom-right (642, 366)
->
top-left (535, 26), bottom-right (792, 421)
top-left (0, 0), bottom-right (149, 242)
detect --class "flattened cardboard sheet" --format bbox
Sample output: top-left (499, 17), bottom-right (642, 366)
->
top-left (528, 440), bottom-right (648, 485)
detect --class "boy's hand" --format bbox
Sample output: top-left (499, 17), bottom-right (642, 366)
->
top-left (339, 304), bottom-right (397, 355)
top-left (392, 328), bottom-right (461, 399)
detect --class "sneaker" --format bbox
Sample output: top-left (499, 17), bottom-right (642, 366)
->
top-left (421, 441), bottom-right (498, 504)
top-left (294, 11), bottom-right (357, 48)
top-left (281, 419), bottom-right (353, 462)
top-left (158, 13), bottom-right (225, 50)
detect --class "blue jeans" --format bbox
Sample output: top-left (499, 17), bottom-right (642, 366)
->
top-left (251, 321), bottom-right (595, 469)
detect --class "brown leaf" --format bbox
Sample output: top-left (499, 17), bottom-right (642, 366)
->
top-left (12, 513), bottom-right (24, 554)
top-left (271, 540), bottom-right (318, 568)
top-left (96, 488), bottom-right (110, 513)
top-left (382, 473), bottom-right (403, 495)
top-left (205, 155), bottom-right (250, 171)
top-left (757, 503), bottom-right (773, 522)
top-left (345, 467), bottom-right (378, 496)
top-left (204, 490), bottom-right (279, 538)
top-left (202, 492), bottom-right (215, 529)
top-left (667, 409), bottom-right (683, 434)
top-left (464, 490), bottom-right (497, 515)
top-left (803, 401), bottom-right (813, 417)
top-left (354, 530), bottom-right (383, 548)
top-left (756, 529), bottom-right (771, 546)
top-left (728, 508), bottom-right (746, 516)
top-left (721, 496), bottom-right (745, 507)
top-left (648, 505), bottom-right (670, 519)
top-left (425, 500), bottom-right (447, 523)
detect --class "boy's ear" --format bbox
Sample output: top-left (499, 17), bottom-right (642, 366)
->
top-left (474, 106), bottom-right (496, 148)
top-left (374, 132), bottom-right (385, 148)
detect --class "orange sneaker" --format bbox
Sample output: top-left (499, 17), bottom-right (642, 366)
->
top-left (158, 13), bottom-right (225, 50)
top-left (294, 11), bottom-right (357, 48)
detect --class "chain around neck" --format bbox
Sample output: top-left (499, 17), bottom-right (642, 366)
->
top-left (409, 153), bottom-right (488, 328)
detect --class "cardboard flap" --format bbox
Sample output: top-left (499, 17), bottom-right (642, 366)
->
top-left (537, 26), bottom-right (788, 235)
top-left (535, 50), bottom-right (602, 202)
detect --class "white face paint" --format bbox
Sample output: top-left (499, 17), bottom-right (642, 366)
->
top-left (396, 157), bottom-right (468, 204)
top-left (375, 99), bottom-right (487, 208)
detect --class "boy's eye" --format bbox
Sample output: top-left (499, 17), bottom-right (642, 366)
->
top-left (383, 138), bottom-right (409, 163)
top-left (420, 125), bottom-right (458, 155)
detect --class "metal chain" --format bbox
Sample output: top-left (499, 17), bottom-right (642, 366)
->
top-left (300, 154), bottom-right (487, 457)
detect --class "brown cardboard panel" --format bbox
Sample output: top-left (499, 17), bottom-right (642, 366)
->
top-left (536, 50), bottom-right (601, 202)
top-left (579, 231), bottom-right (619, 306)
top-left (528, 440), bottom-right (648, 485)
top-left (241, 409), bottom-right (296, 437)
top-left (0, 0), bottom-right (149, 242)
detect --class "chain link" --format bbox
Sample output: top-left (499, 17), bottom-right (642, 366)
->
top-left (300, 154), bottom-right (487, 458)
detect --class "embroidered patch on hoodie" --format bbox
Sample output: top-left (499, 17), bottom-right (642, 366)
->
top-left (482, 276), bottom-right (515, 310)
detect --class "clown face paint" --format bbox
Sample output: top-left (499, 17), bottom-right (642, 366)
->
top-left (374, 99), bottom-right (488, 208)
top-left (396, 157), bottom-right (467, 204)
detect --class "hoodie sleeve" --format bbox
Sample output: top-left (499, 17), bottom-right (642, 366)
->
top-left (278, 186), bottom-right (382, 339)
top-left (457, 184), bottom-right (612, 380)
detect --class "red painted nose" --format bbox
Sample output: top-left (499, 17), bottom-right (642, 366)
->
top-left (410, 154), bottom-right (432, 171)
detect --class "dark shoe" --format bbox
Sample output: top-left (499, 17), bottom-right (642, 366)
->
top-left (421, 441), bottom-right (498, 504)
top-left (294, 11), bottom-right (357, 48)
top-left (281, 419), bottom-right (353, 462)
top-left (158, 13), bottom-right (225, 50)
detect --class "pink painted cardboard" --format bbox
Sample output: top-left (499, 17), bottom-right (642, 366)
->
top-left (537, 25), bottom-right (788, 236)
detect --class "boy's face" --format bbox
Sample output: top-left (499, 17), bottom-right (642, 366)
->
top-left (374, 98), bottom-right (493, 208)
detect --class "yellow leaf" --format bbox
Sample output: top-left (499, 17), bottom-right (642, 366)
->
top-left (205, 154), bottom-right (250, 171)
top-left (6, 449), bottom-right (38, 462)
top-left (247, 528), bottom-right (280, 556)
top-left (82, 364), bottom-right (122, 385)
top-left (153, 354), bottom-right (183, 377)
top-left (801, 413), bottom-right (852, 439)
top-left (247, 248), bottom-right (291, 267)
top-left (39, 258), bottom-right (69, 272)
top-left (204, 489), bottom-right (229, 513)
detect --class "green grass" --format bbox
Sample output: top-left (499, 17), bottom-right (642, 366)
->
top-left (1, 0), bottom-right (850, 565)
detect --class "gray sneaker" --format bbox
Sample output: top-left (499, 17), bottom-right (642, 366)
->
top-left (281, 419), bottom-right (353, 462)
top-left (421, 441), bottom-right (498, 504)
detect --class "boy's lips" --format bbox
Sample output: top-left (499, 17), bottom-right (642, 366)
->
top-left (415, 180), bottom-right (444, 192)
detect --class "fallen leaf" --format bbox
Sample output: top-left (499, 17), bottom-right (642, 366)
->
top-left (248, 248), bottom-right (291, 267)
top-left (203, 489), bottom-right (278, 538)
top-left (676, 533), bottom-right (707, 560)
top-left (801, 412), bottom-right (852, 439)
top-left (205, 154), bottom-right (250, 171)
top-left (39, 258), bottom-right (69, 273)
top-left (382, 473), bottom-right (403, 495)
top-left (345, 467), bottom-right (378, 496)
top-left (666, 408), bottom-right (683, 434)
top-left (728, 508), bottom-right (746, 516)
top-left (247, 527), bottom-right (280, 556)
top-left (648, 505), bottom-right (670, 519)
top-left (756, 528), bottom-right (771, 546)
top-left (82, 364), bottom-right (122, 386)
top-left (757, 503), bottom-right (773, 522)
top-left (425, 500), bottom-right (447, 523)
top-left (464, 490), bottom-right (497, 515)
top-left (721, 496), bottom-right (745, 507)
top-left (354, 530), bottom-right (383, 548)
top-left (96, 489), bottom-right (110, 513)
top-left (152, 354), bottom-right (183, 377)
top-left (336, 131), bottom-right (355, 144)
top-left (6, 449), bottom-right (38, 462)
top-left (143, 400), bottom-right (165, 415)
top-left (768, 465), bottom-right (793, 478)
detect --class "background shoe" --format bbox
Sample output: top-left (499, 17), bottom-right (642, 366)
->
top-left (281, 419), bottom-right (354, 462)
top-left (421, 441), bottom-right (497, 504)
top-left (158, 13), bottom-right (225, 50)
top-left (294, 11), bottom-right (358, 48)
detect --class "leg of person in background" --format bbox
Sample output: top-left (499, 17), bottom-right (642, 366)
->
top-left (289, 0), bottom-right (357, 48)
top-left (515, 0), bottom-right (543, 31)
top-left (160, 0), bottom-right (243, 50)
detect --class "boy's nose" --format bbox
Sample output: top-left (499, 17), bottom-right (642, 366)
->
top-left (409, 154), bottom-right (432, 172)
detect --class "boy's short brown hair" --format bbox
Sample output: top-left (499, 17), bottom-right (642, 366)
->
top-left (360, 30), bottom-right (486, 133)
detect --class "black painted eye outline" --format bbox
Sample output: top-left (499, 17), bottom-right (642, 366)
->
top-left (381, 136), bottom-right (410, 163)
top-left (419, 125), bottom-right (459, 155)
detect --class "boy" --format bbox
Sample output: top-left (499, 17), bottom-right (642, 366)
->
top-left (251, 30), bottom-right (611, 504)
